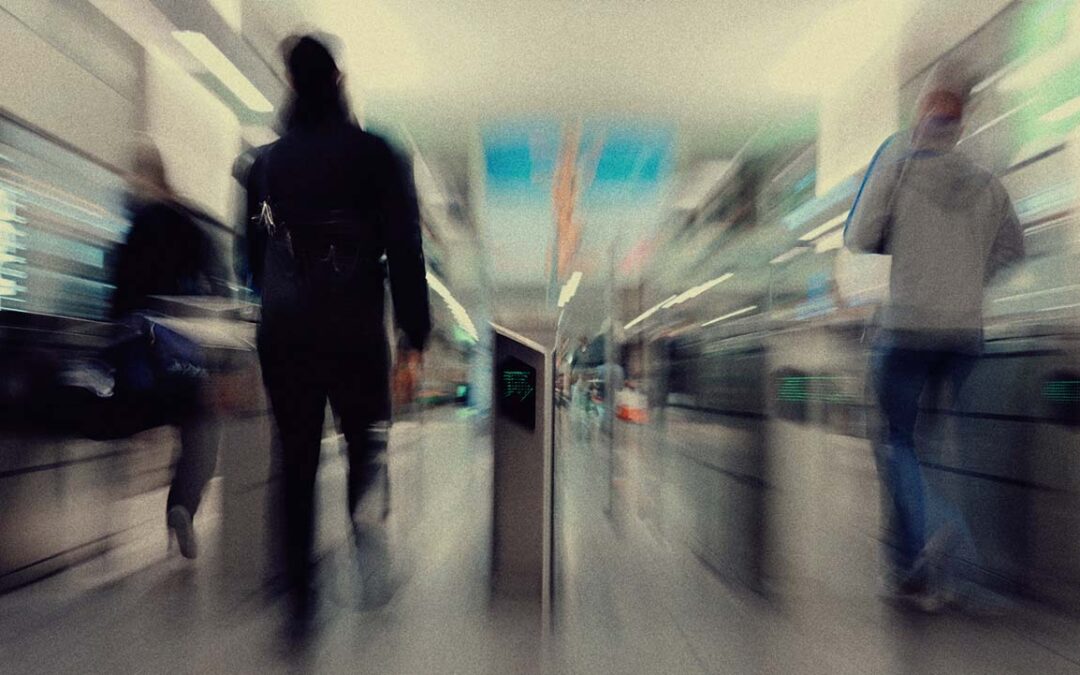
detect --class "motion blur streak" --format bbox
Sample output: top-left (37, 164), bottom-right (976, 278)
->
top-left (4, 1), bottom-right (1080, 673)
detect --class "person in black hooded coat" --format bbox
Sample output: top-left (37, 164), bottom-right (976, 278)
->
top-left (239, 34), bottom-right (430, 623)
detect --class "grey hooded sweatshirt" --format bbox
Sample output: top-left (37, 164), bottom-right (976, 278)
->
top-left (844, 132), bottom-right (1025, 351)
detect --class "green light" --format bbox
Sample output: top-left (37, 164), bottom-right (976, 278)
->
top-left (1044, 380), bottom-right (1080, 402)
top-left (776, 375), bottom-right (858, 403)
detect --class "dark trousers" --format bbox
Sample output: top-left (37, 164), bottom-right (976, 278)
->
top-left (161, 372), bottom-right (219, 518)
top-left (870, 344), bottom-right (975, 579)
top-left (165, 411), bottom-right (221, 517)
top-left (259, 347), bottom-right (389, 610)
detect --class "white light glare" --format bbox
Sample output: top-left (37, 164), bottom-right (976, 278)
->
top-left (624, 294), bottom-right (677, 330)
top-left (1042, 96), bottom-right (1080, 124)
top-left (799, 214), bottom-right (847, 242)
top-left (770, 247), bottom-right (808, 265)
top-left (557, 271), bottom-right (583, 308)
top-left (426, 271), bottom-right (479, 341)
top-left (173, 31), bottom-right (274, 113)
top-left (702, 305), bottom-right (758, 327)
top-left (814, 229), bottom-right (845, 253)
top-left (663, 272), bottom-right (734, 308)
top-left (1000, 11), bottom-right (1080, 94)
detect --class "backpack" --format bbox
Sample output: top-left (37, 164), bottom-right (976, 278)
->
top-left (252, 143), bottom-right (385, 310)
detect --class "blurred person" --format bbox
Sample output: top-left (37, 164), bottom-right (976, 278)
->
top-left (110, 140), bottom-right (226, 560)
top-left (239, 35), bottom-right (430, 632)
top-left (571, 373), bottom-right (589, 440)
top-left (844, 60), bottom-right (1024, 609)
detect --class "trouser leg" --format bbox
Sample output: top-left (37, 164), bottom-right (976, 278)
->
top-left (344, 423), bottom-right (389, 527)
top-left (261, 354), bottom-right (326, 609)
top-left (872, 346), bottom-right (933, 578)
top-left (166, 410), bottom-right (221, 517)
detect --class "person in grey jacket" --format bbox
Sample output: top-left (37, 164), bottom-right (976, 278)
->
top-left (844, 61), bottom-right (1024, 609)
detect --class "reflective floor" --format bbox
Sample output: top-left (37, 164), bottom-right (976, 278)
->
top-left (3, 410), bottom-right (1080, 673)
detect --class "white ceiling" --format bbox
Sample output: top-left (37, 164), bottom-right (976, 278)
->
top-left (287, 0), bottom-right (1006, 335)
top-left (302, 0), bottom-right (841, 163)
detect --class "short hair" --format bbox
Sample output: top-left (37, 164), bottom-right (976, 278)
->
top-left (916, 59), bottom-right (978, 122)
top-left (283, 34), bottom-right (340, 97)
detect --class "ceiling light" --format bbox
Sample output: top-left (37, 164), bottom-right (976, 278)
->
top-left (1000, 23), bottom-right (1080, 94)
top-left (557, 271), bottom-right (583, 308)
top-left (625, 294), bottom-right (677, 330)
top-left (427, 271), bottom-right (478, 341)
top-left (770, 247), bottom-right (808, 265)
top-left (1042, 96), bottom-right (1080, 124)
top-left (664, 273), bottom-right (734, 308)
top-left (702, 305), bottom-right (758, 327)
top-left (173, 31), bottom-right (274, 112)
top-left (799, 214), bottom-right (847, 242)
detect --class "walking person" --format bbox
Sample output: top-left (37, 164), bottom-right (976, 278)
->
top-left (240, 34), bottom-right (430, 634)
top-left (844, 61), bottom-right (1025, 609)
top-left (110, 140), bottom-right (228, 560)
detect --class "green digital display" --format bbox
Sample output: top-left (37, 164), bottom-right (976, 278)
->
top-left (776, 375), bottom-right (857, 403)
top-left (1043, 380), bottom-right (1080, 403)
top-left (498, 357), bottom-right (536, 430)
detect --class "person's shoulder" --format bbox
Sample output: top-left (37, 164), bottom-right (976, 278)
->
top-left (947, 151), bottom-right (1000, 189)
top-left (349, 126), bottom-right (399, 158)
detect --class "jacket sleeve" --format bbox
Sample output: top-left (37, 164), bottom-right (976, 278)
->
top-left (236, 151), bottom-right (268, 295)
top-left (377, 141), bottom-right (431, 351)
top-left (987, 184), bottom-right (1025, 282)
top-left (844, 135), bottom-right (898, 254)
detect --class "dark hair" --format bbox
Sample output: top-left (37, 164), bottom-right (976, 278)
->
top-left (281, 34), bottom-right (348, 129)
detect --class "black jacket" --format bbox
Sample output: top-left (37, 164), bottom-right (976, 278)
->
top-left (239, 118), bottom-right (431, 353)
top-left (110, 198), bottom-right (227, 320)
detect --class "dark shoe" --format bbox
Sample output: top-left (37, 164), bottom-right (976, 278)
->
top-left (353, 526), bottom-right (400, 610)
top-left (167, 505), bottom-right (198, 559)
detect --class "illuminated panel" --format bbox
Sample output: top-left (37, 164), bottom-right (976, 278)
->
top-left (776, 375), bottom-right (858, 403)
top-left (0, 183), bottom-right (26, 308)
top-left (1044, 379), bottom-right (1080, 403)
top-left (0, 116), bottom-right (129, 319)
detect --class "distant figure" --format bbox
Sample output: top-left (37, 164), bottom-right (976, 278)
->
top-left (571, 373), bottom-right (589, 440)
top-left (110, 140), bottom-right (226, 560)
top-left (845, 61), bottom-right (1024, 609)
top-left (240, 35), bottom-right (430, 632)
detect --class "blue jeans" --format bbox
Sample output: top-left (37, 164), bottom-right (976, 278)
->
top-left (870, 344), bottom-right (975, 583)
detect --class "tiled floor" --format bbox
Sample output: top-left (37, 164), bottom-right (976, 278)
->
top-left (2, 409), bottom-right (1080, 673)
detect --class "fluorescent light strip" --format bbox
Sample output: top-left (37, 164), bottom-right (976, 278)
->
top-left (770, 247), bottom-right (807, 265)
top-left (557, 271), bottom-right (583, 308)
top-left (426, 271), bottom-right (479, 340)
top-left (702, 305), bottom-right (758, 327)
top-left (665, 272), bottom-right (734, 308)
top-left (1042, 96), bottom-right (1080, 123)
top-left (173, 31), bottom-right (274, 113)
top-left (799, 214), bottom-right (846, 242)
top-left (624, 294), bottom-right (677, 330)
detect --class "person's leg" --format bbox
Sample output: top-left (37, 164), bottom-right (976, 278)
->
top-left (261, 350), bottom-right (327, 616)
top-left (167, 397), bottom-right (221, 518)
top-left (871, 345), bottom-right (934, 585)
top-left (923, 352), bottom-right (982, 591)
top-left (328, 370), bottom-right (389, 531)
